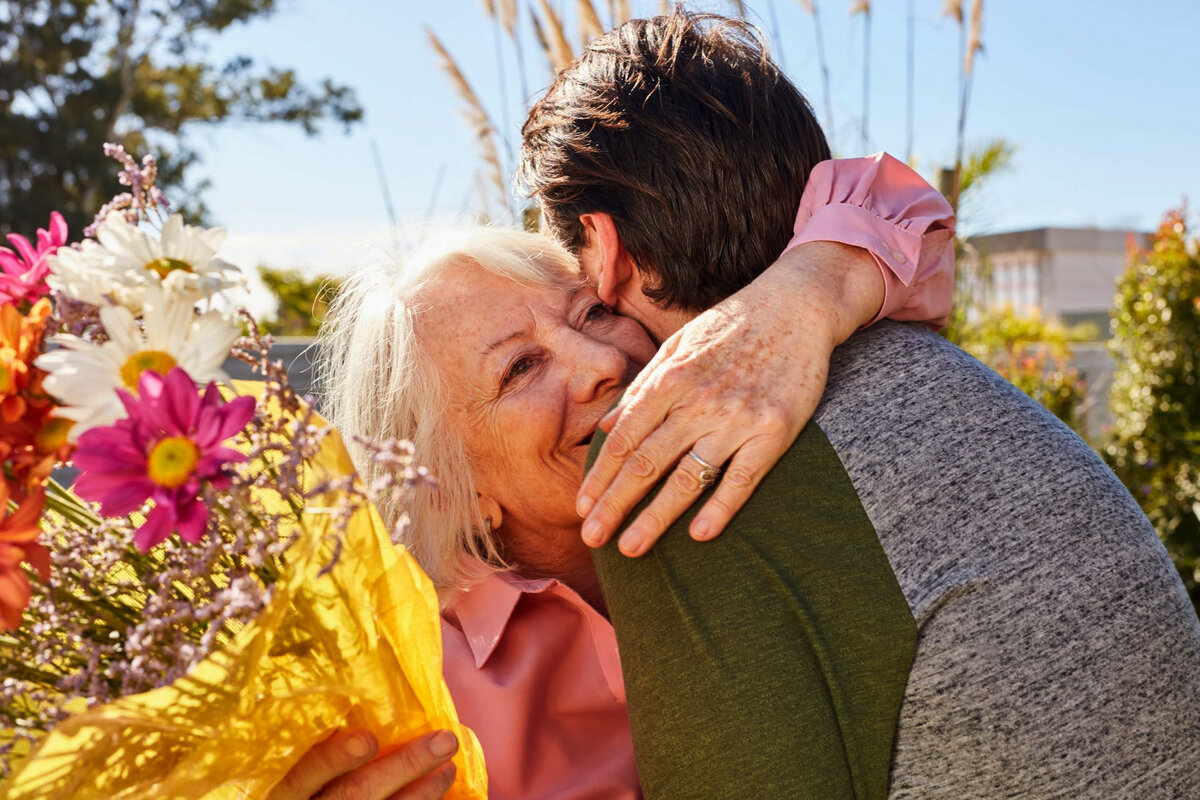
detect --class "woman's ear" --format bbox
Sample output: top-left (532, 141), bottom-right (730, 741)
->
top-left (477, 493), bottom-right (503, 534)
top-left (579, 212), bottom-right (634, 307)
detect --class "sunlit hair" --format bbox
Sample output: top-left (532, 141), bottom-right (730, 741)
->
top-left (519, 8), bottom-right (829, 312)
top-left (314, 227), bottom-right (582, 597)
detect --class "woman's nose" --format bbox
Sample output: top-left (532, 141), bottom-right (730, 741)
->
top-left (563, 330), bottom-right (628, 403)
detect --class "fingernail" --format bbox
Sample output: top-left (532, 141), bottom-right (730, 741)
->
top-left (691, 518), bottom-right (711, 540)
top-left (619, 528), bottom-right (643, 556)
top-left (577, 494), bottom-right (594, 518)
top-left (430, 730), bottom-right (458, 758)
top-left (582, 519), bottom-right (603, 546)
top-left (345, 733), bottom-right (371, 759)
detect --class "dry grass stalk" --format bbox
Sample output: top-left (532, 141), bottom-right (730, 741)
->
top-left (530, 10), bottom-right (553, 67)
top-left (604, 0), bottom-right (632, 26)
top-left (729, 0), bottom-right (747, 17)
top-left (481, 0), bottom-right (495, 17)
top-left (577, 0), bottom-right (605, 45)
top-left (425, 28), bottom-right (508, 211)
top-left (965, 0), bottom-right (984, 76)
top-left (850, 0), bottom-right (872, 150)
top-left (797, 0), bottom-right (836, 151)
top-left (534, 0), bottom-right (575, 70)
top-left (658, 0), bottom-right (671, 14)
top-left (498, 0), bottom-right (519, 35)
top-left (951, 0), bottom-right (984, 211)
top-left (941, 0), bottom-right (963, 24)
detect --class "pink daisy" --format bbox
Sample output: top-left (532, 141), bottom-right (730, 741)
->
top-left (0, 211), bottom-right (68, 307)
top-left (73, 367), bottom-right (256, 551)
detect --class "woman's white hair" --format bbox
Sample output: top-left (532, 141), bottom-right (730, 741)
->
top-left (314, 226), bottom-right (582, 597)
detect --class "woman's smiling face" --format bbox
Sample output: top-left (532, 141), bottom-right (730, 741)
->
top-left (417, 262), bottom-right (656, 585)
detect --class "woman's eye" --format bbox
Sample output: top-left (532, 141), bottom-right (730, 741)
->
top-left (502, 356), bottom-right (536, 387)
top-left (584, 302), bottom-right (611, 323)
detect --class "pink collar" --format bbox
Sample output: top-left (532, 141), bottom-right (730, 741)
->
top-left (449, 571), bottom-right (559, 668)
top-left (446, 569), bottom-right (626, 703)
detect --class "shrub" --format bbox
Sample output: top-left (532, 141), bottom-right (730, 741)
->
top-left (1106, 208), bottom-right (1200, 608)
top-left (954, 306), bottom-right (1089, 436)
top-left (258, 266), bottom-right (339, 337)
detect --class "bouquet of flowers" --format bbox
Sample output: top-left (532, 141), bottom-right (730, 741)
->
top-left (0, 146), bottom-right (487, 799)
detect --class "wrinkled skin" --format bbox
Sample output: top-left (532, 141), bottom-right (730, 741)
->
top-left (416, 264), bottom-right (655, 608)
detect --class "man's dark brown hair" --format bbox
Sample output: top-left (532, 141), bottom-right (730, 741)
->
top-left (519, 10), bottom-right (830, 312)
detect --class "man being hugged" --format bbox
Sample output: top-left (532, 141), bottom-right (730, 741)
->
top-left (519, 9), bottom-right (1200, 799)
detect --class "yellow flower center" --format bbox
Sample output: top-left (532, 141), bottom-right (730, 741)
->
top-left (120, 350), bottom-right (178, 391)
top-left (34, 417), bottom-right (74, 454)
top-left (147, 436), bottom-right (200, 489)
top-left (145, 257), bottom-right (194, 279)
top-left (0, 362), bottom-right (11, 395)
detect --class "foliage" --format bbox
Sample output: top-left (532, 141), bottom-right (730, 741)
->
top-left (1106, 208), bottom-right (1200, 608)
top-left (939, 138), bottom-right (1018, 342)
top-left (942, 140), bottom-right (1089, 436)
top-left (0, 0), bottom-right (363, 238)
top-left (956, 138), bottom-right (1017, 222)
top-left (955, 306), bottom-right (1089, 435)
top-left (257, 266), bottom-right (339, 337)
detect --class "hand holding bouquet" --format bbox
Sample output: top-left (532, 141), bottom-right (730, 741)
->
top-left (0, 146), bottom-right (487, 799)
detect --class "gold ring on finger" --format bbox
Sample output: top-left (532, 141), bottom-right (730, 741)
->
top-left (688, 450), bottom-right (721, 489)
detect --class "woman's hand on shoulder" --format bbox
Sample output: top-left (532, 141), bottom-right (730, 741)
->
top-left (269, 729), bottom-right (458, 800)
top-left (578, 241), bottom-right (883, 556)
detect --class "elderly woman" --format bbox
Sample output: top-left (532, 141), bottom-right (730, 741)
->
top-left (271, 156), bottom-right (952, 798)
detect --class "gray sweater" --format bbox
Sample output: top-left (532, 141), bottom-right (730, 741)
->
top-left (819, 322), bottom-right (1200, 798)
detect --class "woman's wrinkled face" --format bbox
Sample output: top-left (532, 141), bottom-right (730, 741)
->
top-left (419, 263), bottom-right (656, 578)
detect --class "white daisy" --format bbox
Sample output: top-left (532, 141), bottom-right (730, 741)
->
top-left (47, 213), bottom-right (244, 312)
top-left (36, 286), bottom-right (241, 439)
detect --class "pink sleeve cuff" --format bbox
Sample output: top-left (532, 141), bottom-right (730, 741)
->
top-left (783, 153), bottom-right (956, 328)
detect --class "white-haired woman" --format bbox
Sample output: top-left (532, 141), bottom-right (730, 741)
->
top-left (270, 173), bottom-right (952, 799)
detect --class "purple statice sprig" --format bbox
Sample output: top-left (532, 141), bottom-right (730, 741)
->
top-left (346, 436), bottom-right (438, 545)
top-left (82, 144), bottom-right (171, 238)
top-left (48, 293), bottom-right (106, 339)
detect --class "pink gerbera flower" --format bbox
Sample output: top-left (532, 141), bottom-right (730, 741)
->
top-left (73, 367), bottom-right (256, 551)
top-left (0, 211), bottom-right (68, 307)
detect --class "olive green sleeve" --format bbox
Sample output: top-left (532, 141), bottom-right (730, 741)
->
top-left (588, 419), bottom-right (916, 800)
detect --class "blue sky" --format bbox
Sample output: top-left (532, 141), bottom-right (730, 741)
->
top-left (188, 0), bottom-right (1199, 295)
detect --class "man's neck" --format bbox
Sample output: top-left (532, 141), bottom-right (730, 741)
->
top-left (623, 297), bottom-right (697, 344)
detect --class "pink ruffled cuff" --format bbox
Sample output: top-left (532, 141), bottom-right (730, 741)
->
top-left (784, 152), bottom-right (957, 329)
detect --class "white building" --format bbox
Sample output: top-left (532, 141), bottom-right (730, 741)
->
top-left (963, 227), bottom-right (1151, 331)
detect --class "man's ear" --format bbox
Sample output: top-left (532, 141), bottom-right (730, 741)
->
top-left (579, 212), bottom-right (635, 307)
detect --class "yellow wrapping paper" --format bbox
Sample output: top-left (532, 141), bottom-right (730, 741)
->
top-left (0, 386), bottom-right (487, 799)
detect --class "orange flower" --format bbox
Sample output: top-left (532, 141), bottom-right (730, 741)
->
top-left (0, 483), bottom-right (47, 630)
top-left (0, 297), bottom-right (52, 423)
top-left (0, 297), bottom-right (70, 495)
top-left (0, 412), bottom-right (74, 497)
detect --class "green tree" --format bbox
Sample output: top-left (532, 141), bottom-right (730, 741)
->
top-left (1106, 208), bottom-right (1200, 608)
top-left (0, 0), bottom-right (363, 238)
top-left (258, 265), bottom-right (338, 337)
